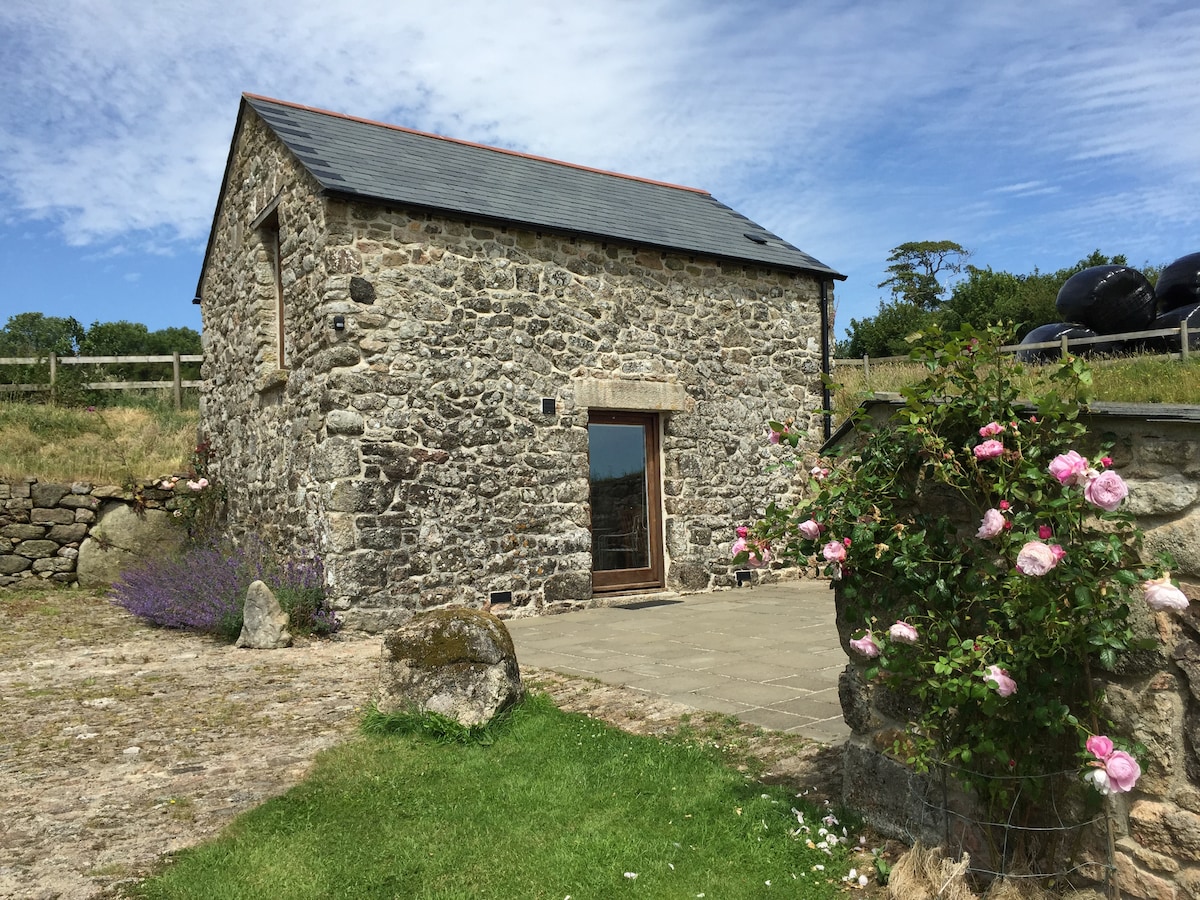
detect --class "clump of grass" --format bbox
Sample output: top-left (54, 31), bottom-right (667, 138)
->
top-left (128, 695), bottom-right (860, 899)
top-left (0, 399), bottom-right (198, 483)
top-left (361, 702), bottom-right (518, 745)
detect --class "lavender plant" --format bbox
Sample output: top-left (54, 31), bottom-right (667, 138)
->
top-left (111, 536), bottom-right (338, 640)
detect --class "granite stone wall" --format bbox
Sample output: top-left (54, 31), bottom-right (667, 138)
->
top-left (198, 109), bottom-right (832, 630)
top-left (837, 411), bottom-right (1200, 897)
top-left (0, 479), bottom-right (178, 587)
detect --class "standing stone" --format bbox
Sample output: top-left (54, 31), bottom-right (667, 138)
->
top-left (377, 608), bottom-right (523, 727)
top-left (235, 580), bottom-right (293, 649)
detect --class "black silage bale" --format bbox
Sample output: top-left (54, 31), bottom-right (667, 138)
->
top-left (1155, 252), bottom-right (1200, 314)
top-left (1055, 265), bottom-right (1156, 335)
top-left (1016, 322), bottom-right (1118, 362)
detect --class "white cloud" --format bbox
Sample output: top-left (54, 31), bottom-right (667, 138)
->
top-left (1, 0), bottom-right (1198, 329)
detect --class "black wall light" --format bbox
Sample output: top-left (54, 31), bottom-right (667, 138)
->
top-left (332, 315), bottom-right (345, 331)
top-left (735, 570), bottom-right (754, 587)
top-left (541, 398), bottom-right (556, 415)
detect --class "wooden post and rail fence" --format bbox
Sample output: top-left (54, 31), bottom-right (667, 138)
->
top-left (0, 353), bottom-right (203, 410)
top-left (0, 318), bottom-right (1192, 408)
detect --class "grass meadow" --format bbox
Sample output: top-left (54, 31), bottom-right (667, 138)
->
top-left (0, 393), bottom-right (198, 483)
top-left (830, 352), bottom-right (1200, 427)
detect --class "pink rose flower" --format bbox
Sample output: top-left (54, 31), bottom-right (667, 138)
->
top-left (849, 631), bottom-right (880, 658)
top-left (998, 500), bottom-right (1010, 511)
top-left (1144, 574), bottom-right (1189, 611)
top-left (1050, 544), bottom-right (1066, 562)
top-left (730, 537), bottom-right (748, 557)
top-left (889, 621), bottom-right (919, 644)
top-left (1100, 456), bottom-right (1113, 467)
top-left (1084, 735), bottom-right (1141, 794)
top-left (797, 519), bottom-right (821, 540)
top-left (978, 422), bottom-right (1004, 437)
top-left (984, 664), bottom-right (1017, 697)
top-left (1086, 734), bottom-right (1114, 759)
top-left (1084, 470), bottom-right (1128, 511)
top-left (747, 542), bottom-right (771, 568)
top-left (1049, 450), bottom-right (1089, 486)
top-left (973, 440), bottom-right (1004, 460)
top-left (811, 466), bottom-right (829, 481)
top-left (1016, 541), bottom-right (1059, 576)
top-left (735, 526), bottom-right (749, 539)
top-left (822, 540), bottom-right (847, 563)
top-left (1103, 751), bottom-right (1141, 793)
top-left (976, 508), bottom-right (1005, 540)
top-left (1038, 525), bottom-right (1053, 540)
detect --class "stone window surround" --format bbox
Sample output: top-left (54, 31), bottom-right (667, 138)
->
top-left (250, 195), bottom-right (286, 374)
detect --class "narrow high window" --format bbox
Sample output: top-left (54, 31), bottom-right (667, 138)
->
top-left (253, 203), bottom-right (285, 369)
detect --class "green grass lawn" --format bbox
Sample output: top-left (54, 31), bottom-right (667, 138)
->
top-left (127, 695), bottom-right (861, 899)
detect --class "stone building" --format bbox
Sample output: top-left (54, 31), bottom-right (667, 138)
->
top-left (194, 94), bottom-right (843, 629)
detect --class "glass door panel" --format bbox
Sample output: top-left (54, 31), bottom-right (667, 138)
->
top-left (588, 411), bottom-right (664, 591)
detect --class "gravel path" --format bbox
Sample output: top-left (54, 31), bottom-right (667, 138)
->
top-left (0, 589), bottom-right (844, 899)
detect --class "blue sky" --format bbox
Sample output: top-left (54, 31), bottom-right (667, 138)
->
top-left (2, 0), bottom-right (1199, 342)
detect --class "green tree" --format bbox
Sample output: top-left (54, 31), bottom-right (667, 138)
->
top-left (840, 299), bottom-right (936, 358)
top-left (79, 320), bottom-right (201, 384)
top-left (941, 251), bottom-right (1133, 341)
top-left (843, 248), bottom-right (1152, 355)
top-left (0, 313), bottom-right (84, 356)
top-left (79, 320), bottom-right (153, 356)
top-left (147, 326), bottom-right (202, 355)
top-left (879, 240), bottom-right (971, 310)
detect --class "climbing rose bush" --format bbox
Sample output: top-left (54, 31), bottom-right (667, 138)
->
top-left (740, 325), bottom-right (1185, 816)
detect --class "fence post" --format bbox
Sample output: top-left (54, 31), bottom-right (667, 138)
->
top-left (49, 352), bottom-right (57, 403)
top-left (863, 354), bottom-right (870, 379)
top-left (172, 352), bottom-right (182, 411)
top-left (1183, 320), bottom-right (1191, 363)
top-left (1060, 335), bottom-right (1069, 358)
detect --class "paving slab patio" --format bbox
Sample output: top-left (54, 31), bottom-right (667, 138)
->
top-left (506, 579), bottom-right (851, 744)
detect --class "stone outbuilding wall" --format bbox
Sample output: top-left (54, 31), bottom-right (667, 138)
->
top-left (837, 406), bottom-right (1200, 897)
top-left (197, 108), bottom-right (833, 630)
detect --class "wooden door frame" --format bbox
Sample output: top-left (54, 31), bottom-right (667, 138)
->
top-left (588, 410), bottom-right (665, 592)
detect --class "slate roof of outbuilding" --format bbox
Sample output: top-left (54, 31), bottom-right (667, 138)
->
top-left (230, 94), bottom-right (843, 280)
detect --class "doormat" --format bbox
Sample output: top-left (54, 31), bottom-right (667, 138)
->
top-left (615, 599), bottom-right (685, 610)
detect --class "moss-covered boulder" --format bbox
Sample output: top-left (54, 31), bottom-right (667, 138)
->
top-left (377, 608), bottom-right (523, 727)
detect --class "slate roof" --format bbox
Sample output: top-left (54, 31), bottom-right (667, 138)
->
top-left (233, 94), bottom-right (843, 280)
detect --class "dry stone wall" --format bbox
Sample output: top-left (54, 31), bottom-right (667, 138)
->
top-left (0, 479), bottom-right (182, 587)
top-left (199, 110), bottom-right (830, 629)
